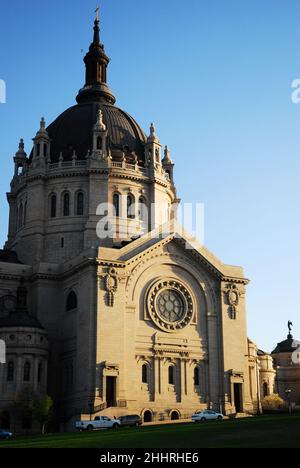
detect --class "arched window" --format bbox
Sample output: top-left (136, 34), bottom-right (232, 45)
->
top-left (127, 194), bottom-right (135, 219)
top-left (113, 194), bottom-right (120, 218)
top-left (50, 194), bottom-right (57, 218)
top-left (43, 143), bottom-right (47, 157)
top-left (23, 362), bottom-right (31, 382)
top-left (97, 136), bottom-right (102, 150)
top-left (143, 410), bottom-right (152, 423)
top-left (142, 364), bottom-right (148, 384)
top-left (194, 367), bottom-right (200, 386)
top-left (63, 193), bottom-right (70, 217)
top-left (171, 410), bottom-right (180, 421)
top-left (7, 362), bottom-right (14, 382)
top-left (168, 366), bottom-right (175, 385)
top-left (17, 164), bottom-right (24, 176)
top-left (38, 363), bottom-right (43, 383)
top-left (66, 291), bottom-right (77, 312)
top-left (37, 143), bottom-right (41, 157)
top-left (76, 192), bottom-right (84, 216)
top-left (263, 382), bottom-right (269, 397)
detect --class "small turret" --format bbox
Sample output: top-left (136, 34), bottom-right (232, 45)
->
top-left (32, 117), bottom-right (50, 161)
top-left (162, 145), bottom-right (174, 183)
top-left (145, 123), bottom-right (162, 169)
top-left (14, 138), bottom-right (27, 177)
top-left (92, 108), bottom-right (109, 159)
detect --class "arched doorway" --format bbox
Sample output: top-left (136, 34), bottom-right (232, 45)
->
top-left (170, 410), bottom-right (180, 421)
top-left (0, 411), bottom-right (10, 430)
top-left (143, 410), bottom-right (152, 423)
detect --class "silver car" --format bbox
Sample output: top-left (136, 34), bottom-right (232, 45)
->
top-left (191, 410), bottom-right (224, 422)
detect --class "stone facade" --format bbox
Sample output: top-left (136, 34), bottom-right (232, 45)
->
top-left (0, 13), bottom-right (280, 433)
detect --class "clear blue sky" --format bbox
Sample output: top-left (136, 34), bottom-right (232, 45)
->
top-left (0, 0), bottom-right (299, 352)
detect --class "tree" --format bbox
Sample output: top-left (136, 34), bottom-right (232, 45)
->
top-left (13, 387), bottom-right (36, 429)
top-left (14, 389), bottom-right (53, 434)
top-left (33, 395), bottom-right (53, 435)
top-left (262, 394), bottom-right (284, 412)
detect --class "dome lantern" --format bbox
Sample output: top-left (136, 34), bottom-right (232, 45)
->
top-left (76, 8), bottom-right (116, 105)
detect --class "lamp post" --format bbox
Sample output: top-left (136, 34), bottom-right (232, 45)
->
top-left (285, 389), bottom-right (292, 415)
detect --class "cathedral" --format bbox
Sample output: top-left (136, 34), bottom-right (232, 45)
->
top-left (0, 13), bottom-right (298, 433)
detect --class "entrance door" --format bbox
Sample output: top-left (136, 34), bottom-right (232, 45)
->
top-left (234, 383), bottom-right (243, 413)
top-left (106, 376), bottom-right (117, 408)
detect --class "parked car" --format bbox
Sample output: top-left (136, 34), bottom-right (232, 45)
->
top-left (0, 429), bottom-right (13, 440)
top-left (75, 416), bottom-right (121, 431)
top-left (119, 415), bottom-right (142, 428)
top-left (191, 410), bottom-right (224, 422)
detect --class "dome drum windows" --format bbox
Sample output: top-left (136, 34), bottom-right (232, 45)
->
top-left (37, 363), bottom-right (43, 384)
top-left (63, 193), bottom-right (70, 217)
top-left (7, 361), bottom-right (14, 382)
top-left (76, 192), bottom-right (84, 216)
top-left (113, 193), bottom-right (120, 218)
top-left (23, 361), bottom-right (31, 382)
top-left (127, 194), bottom-right (135, 219)
top-left (49, 194), bottom-right (57, 218)
top-left (49, 192), bottom-right (85, 218)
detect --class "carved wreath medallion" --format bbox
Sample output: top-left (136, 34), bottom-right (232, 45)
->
top-left (147, 280), bottom-right (194, 333)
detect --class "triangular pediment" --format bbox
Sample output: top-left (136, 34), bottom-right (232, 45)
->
top-left (98, 222), bottom-right (248, 284)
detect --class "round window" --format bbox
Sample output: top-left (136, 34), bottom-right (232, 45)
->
top-left (156, 289), bottom-right (185, 323)
top-left (147, 280), bottom-right (194, 333)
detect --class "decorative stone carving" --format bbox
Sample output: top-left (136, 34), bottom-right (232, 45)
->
top-left (104, 268), bottom-right (118, 307)
top-left (147, 279), bottom-right (194, 333)
top-left (225, 284), bottom-right (240, 320)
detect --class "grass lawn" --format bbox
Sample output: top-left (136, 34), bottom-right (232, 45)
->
top-left (1, 415), bottom-right (300, 448)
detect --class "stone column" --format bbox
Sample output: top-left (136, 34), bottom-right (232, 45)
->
top-left (33, 358), bottom-right (39, 392)
top-left (153, 355), bottom-right (161, 401)
top-left (16, 356), bottom-right (23, 393)
top-left (207, 314), bottom-right (221, 408)
top-left (180, 358), bottom-right (187, 402)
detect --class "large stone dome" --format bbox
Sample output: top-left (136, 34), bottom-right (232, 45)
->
top-left (40, 16), bottom-right (147, 165)
top-left (46, 101), bottom-right (147, 163)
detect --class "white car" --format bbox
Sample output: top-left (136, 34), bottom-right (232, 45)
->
top-left (191, 410), bottom-right (224, 422)
top-left (75, 416), bottom-right (121, 431)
